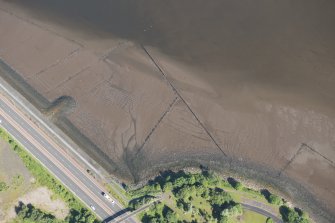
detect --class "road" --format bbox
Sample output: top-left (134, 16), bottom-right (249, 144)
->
top-left (0, 95), bottom-right (136, 223)
top-left (242, 203), bottom-right (283, 223)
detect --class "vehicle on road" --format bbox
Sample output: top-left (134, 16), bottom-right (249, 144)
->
top-left (90, 205), bottom-right (96, 211)
top-left (101, 191), bottom-right (115, 204)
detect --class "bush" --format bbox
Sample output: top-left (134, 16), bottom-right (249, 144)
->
top-left (268, 194), bottom-right (283, 205)
top-left (227, 178), bottom-right (243, 190)
top-left (234, 182), bottom-right (243, 190)
top-left (0, 181), bottom-right (9, 192)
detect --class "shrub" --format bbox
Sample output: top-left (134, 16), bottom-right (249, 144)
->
top-left (234, 182), bottom-right (243, 190)
top-left (0, 181), bottom-right (9, 192)
top-left (268, 194), bottom-right (283, 205)
top-left (128, 195), bottom-right (154, 210)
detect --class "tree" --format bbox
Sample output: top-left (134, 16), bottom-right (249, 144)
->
top-left (219, 216), bottom-right (229, 223)
top-left (176, 200), bottom-right (184, 210)
top-left (162, 182), bottom-right (173, 192)
top-left (188, 175), bottom-right (196, 185)
top-left (280, 205), bottom-right (310, 223)
top-left (15, 202), bottom-right (63, 223)
top-left (154, 183), bottom-right (161, 191)
top-left (173, 177), bottom-right (188, 188)
top-left (184, 202), bottom-right (192, 212)
top-left (165, 209), bottom-right (178, 223)
top-left (175, 186), bottom-right (192, 199)
top-left (201, 189), bottom-right (209, 199)
top-left (129, 196), bottom-right (154, 210)
top-left (220, 203), bottom-right (243, 222)
top-left (209, 189), bottom-right (232, 205)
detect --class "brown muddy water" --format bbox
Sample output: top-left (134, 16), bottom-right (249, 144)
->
top-left (8, 0), bottom-right (335, 113)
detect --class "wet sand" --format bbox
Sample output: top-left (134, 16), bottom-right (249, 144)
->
top-left (0, 0), bottom-right (334, 222)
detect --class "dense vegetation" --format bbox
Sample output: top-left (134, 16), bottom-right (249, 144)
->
top-left (0, 128), bottom-right (99, 223)
top-left (12, 202), bottom-right (96, 223)
top-left (280, 206), bottom-right (310, 223)
top-left (128, 171), bottom-right (246, 222)
top-left (128, 170), bottom-right (311, 223)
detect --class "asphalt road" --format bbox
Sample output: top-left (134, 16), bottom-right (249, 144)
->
top-left (0, 97), bottom-right (136, 223)
top-left (242, 203), bottom-right (283, 223)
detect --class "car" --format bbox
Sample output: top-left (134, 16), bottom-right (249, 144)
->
top-left (90, 205), bottom-right (96, 211)
top-left (101, 191), bottom-right (111, 200)
top-left (101, 192), bottom-right (115, 204)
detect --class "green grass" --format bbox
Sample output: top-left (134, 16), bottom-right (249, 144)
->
top-left (0, 127), bottom-right (99, 223)
top-left (105, 183), bottom-right (128, 207)
top-left (218, 182), bottom-right (267, 204)
top-left (239, 210), bottom-right (268, 223)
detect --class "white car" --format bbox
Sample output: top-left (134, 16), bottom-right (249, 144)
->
top-left (102, 192), bottom-right (115, 204)
top-left (90, 205), bottom-right (96, 211)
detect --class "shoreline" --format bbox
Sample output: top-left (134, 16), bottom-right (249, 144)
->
top-left (0, 47), bottom-right (335, 222)
top-left (128, 156), bottom-right (332, 223)
top-left (0, 60), bottom-right (333, 222)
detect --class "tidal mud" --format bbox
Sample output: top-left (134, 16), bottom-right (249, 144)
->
top-left (0, 1), bottom-right (334, 222)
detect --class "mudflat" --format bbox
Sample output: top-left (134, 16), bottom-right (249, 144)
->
top-left (0, 1), bottom-right (334, 222)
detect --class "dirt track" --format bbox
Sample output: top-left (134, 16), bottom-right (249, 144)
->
top-left (0, 1), bottom-right (334, 222)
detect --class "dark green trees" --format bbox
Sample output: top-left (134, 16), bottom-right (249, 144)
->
top-left (280, 206), bottom-right (309, 223)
